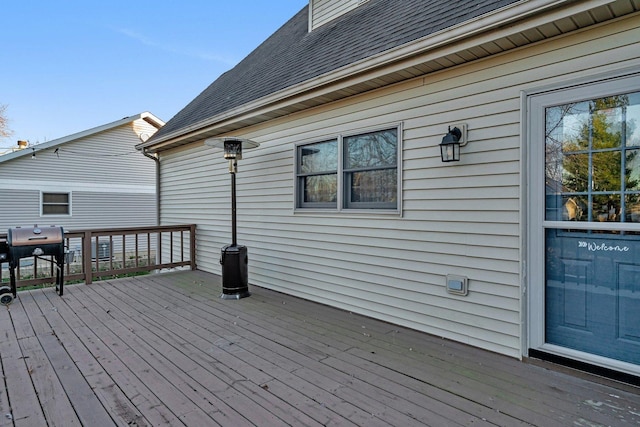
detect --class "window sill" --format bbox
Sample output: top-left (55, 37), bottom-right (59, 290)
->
top-left (293, 208), bottom-right (402, 218)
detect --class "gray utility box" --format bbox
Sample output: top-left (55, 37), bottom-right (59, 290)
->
top-left (220, 244), bottom-right (250, 299)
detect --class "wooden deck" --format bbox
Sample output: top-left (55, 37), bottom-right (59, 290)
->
top-left (0, 270), bottom-right (638, 426)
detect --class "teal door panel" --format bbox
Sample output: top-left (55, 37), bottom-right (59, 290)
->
top-left (545, 229), bottom-right (640, 364)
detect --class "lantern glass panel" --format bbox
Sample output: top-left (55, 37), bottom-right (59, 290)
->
top-left (440, 142), bottom-right (460, 162)
top-left (224, 140), bottom-right (243, 159)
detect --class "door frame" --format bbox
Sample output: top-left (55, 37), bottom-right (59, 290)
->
top-left (525, 69), bottom-right (640, 376)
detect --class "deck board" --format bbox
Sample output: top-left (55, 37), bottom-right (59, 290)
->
top-left (22, 290), bottom-right (117, 427)
top-left (64, 282), bottom-right (221, 426)
top-left (8, 294), bottom-right (80, 427)
top-left (29, 291), bottom-right (148, 427)
top-left (0, 304), bottom-right (45, 427)
top-left (142, 273), bottom-right (623, 425)
top-left (111, 275), bottom-right (386, 426)
top-left (0, 269), bottom-right (638, 426)
top-left (136, 276), bottom-right (494, 426)
top-left (81, 280), bottom-right (276, 427)
top-left (42, 282), bottom-right (185, 426)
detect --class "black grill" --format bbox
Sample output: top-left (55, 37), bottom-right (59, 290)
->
top-left (0, 239), bottom-right (9, 305)
top-left (3, 225), bottom-right (65, 304)
top-left (0, 239), bottom-right (7, 262)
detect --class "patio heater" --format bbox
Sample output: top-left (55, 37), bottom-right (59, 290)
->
top-left (204, 137), bottom-right (260, 299)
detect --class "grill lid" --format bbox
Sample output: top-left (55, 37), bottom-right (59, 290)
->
top-left (7, 225), bottom-right (64, 247)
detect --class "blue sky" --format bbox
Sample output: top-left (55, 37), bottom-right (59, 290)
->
top-left (0, 1), bottom-right (308, 148)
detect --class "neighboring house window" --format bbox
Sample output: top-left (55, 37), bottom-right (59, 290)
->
top-left (296, 126), bottom-right (400, 210)
top-left (42, 192), bottom-right (71, 215)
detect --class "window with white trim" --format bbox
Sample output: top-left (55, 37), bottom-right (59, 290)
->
top-left (42, 192), bottom-right (71, 215)
top-left (296, 126), bottom-right (400, 210)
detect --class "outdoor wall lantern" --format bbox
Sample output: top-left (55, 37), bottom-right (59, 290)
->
top-left (439, 124), bottom-right (467, 162)
top-left (204, 137), bottom-right (260, 300)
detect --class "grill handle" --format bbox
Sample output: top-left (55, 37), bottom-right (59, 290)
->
top-left (28, 236), bottom-right (49, 241)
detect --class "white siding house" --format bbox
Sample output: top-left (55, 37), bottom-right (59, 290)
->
top-left (0, 112), bottom-right (163, 231)
top-left (139, 0), bottom-right (640, 379)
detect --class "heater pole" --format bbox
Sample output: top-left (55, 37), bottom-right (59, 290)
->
top-left (230, 160), bottom-right (237, 247)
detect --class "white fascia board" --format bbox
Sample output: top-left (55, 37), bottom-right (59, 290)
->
top-left (144, 0), bottom-right (615, 150)
top-left (139, 111), bottom-right (165, 128)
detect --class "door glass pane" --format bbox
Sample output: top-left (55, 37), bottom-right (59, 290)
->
top-left (591, 97), bottom-right (624, 150)
top-left (626, 93), bottom-right (640, 147)
top-left (560, 153), bottom-right (589, 193)
top-left (592, 151), bottom-right (622, 192)
top-left (626, 149), bottom-right (640, 191)
top-left (592, 194), bottom-right (620, 222)
top-left (627, 194), bottom-right (640, 223)
top-left (545, 91), bottom-right (640, 222)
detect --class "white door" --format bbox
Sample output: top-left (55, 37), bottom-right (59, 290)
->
top-left (528, 73), bottom-right (640, 375)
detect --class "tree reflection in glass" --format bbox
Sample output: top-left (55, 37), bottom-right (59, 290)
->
top-left (545, 92), bottom-right (640, 222)
top-left (299, 140), bottom-right (338, 203)
top-left (344, 129), bottom-right (397, 205)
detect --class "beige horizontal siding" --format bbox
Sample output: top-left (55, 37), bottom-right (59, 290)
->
top-left (159, 15), bottom-right (640, 358)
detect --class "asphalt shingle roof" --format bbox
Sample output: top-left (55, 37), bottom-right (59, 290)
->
top-left (153, 0), bottom-right (519, 142)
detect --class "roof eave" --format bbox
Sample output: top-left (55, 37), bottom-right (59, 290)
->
top-left (2, 112), bottom-right (165, 164)
top-left (139, 0), bottom-right (617, 153)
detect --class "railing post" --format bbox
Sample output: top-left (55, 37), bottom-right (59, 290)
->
top-left (190, 224), bottom-right (196, 270)
top-left (83, 230), bottom-right (93, 285)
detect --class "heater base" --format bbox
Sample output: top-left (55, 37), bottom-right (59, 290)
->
top-left (220, 244), bottom-right (250, 299)
top-left (220, 290), bottom-right (251, 300)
